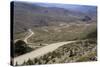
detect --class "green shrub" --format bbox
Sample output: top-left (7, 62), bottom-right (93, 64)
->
top-left (26, 58), bottom-right (34, 65)
top-left (14, 40), bottom-right (33, 57)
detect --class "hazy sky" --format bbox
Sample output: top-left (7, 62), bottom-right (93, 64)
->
top-left (12, 0), bottom-right (98, 6)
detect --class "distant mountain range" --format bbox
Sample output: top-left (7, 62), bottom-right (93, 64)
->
top-left (12, 1), bottom-right (97, 33)
top-left (34, 3), bottom-right (97, 15)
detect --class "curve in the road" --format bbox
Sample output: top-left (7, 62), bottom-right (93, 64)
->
top-left (24, 29), bottom-right (34, 44)
top-left (14, 41), bottom-right (76, 65)
top-left (14, 29), bottom-right (34, 44)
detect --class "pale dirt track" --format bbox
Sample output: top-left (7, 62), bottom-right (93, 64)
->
top-left (14, 41), bottom-right (76, 65)
top-left (24, 29), bottom-right (34, 44)
top-left (14, 29), bottom-right (34, 44)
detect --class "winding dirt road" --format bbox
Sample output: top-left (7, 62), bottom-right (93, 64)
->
top-left (14, 29), bottom-right (34, 44)
top-left (24, 29), bottom-right (34, 44)
top-left (14, 41), bottom-right (76, 65)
